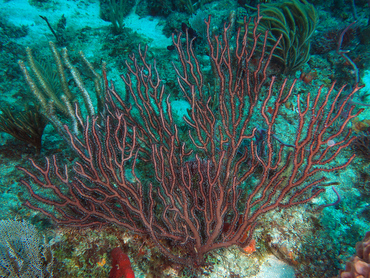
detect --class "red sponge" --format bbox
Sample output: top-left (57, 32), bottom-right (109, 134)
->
top-left (109, 247), bottom-right (135, 278)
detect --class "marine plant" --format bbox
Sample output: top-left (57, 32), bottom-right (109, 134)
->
top-left (106, 0), bottom-right (135, 34)
top-left (18, 41), bottom-right (106, 140)
top-left (0, 105), bottom-right (47, 153)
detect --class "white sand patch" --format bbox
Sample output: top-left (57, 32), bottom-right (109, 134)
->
top-left (123, 12), bottom-right (171, 49)
top-left (0, 0), bottom-right (170, 49)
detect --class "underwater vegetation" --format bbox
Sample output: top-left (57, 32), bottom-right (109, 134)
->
top-left (101, 0), bottom-right (136, 34)
top-left (246, 0), bottom-right (317, 73)
top-left (18, 41), bottom-right (106, 142)
top-left (16, 8), bottom-right (362, 268)
top-left (0, 105), bottom-right (46, 153)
